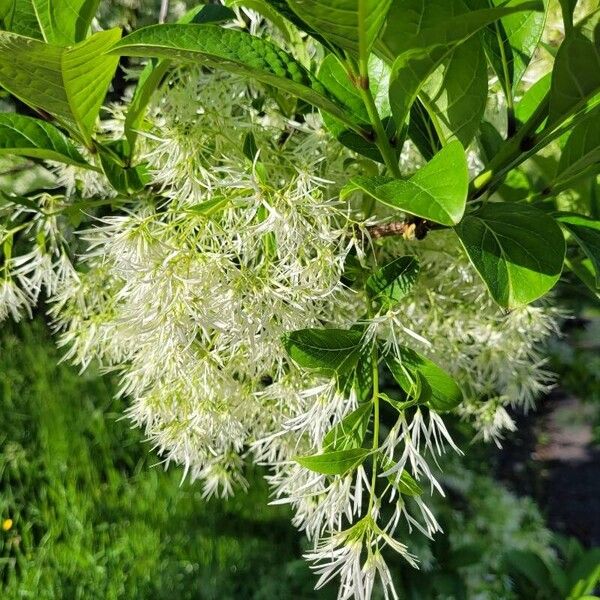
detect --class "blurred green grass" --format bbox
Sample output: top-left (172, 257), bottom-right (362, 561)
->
top-left (0, 319), bottom-right (325, 600)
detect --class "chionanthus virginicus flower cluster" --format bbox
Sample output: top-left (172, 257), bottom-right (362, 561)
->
top-left (0, 69), bottom-right (558, 600)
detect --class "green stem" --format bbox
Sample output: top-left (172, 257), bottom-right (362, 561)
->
top-left (367, 336), bottom-right (380, 515)
top-left (355, 57), bottom-right (402, 179)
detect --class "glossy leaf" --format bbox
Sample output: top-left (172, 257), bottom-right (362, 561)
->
top-left (366, 255), bottom-right (420, 309)
top-left (323, 403), bottom-right (373, 451)
top-left (477, 0), bottom-right (547, 91)
top-left (515, 71), bottom-right (551, 124)
top-left (556, 112), bottom-right (600, 183)
top-left (286, 0), bottom-right (393, 59)
top-left (384, 0), bottom-right (542, 134)
top-left (385, 347), bottom-right (463, 412)
top-left (0, 29), bottom-right (121, 145)
top-left (455, 202), bottom-right (565, 307)
top-left (282, 328), bottom-right (364, 377)
top-left (420, 36), bottom-right (488, 146)
top-left (98, 142), bottom-right (149, 195)
top-left (110, 24), bottom-right (355, 130)
top-left (556, 213), bottom-right (600, 286)
top-left (341, 141), bottom-right (468, 226)
top-left (549, 9), bottom-right (600, 125)
top-left (31, 0), bottom-right (100, 45)
top-left (0, 113), bottom-right (89, 167)
top-left (295, 447), bottom-right (371, 475)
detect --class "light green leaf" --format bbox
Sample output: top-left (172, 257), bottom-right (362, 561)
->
top-left (476, 0), bottom-right (547, 91)
top-left (0, 112), bottom-right (89, 167)
top-left (556, 213), bottom-right (600, 286)
top-left (515, 71), bottom-right (551, 123)
top-left (420, 36), bottom-right (488, 146)
top-left (455, 202), bottom-right (566, 307)
top-left (0, 29), bottom-right (121, 145)
top-left (367, 255), bottom-right (420, 309)
top-left (384, 0), bottom-right (542, 134)
top-left (109, 24), bottom-right (357, 132)
top-left (549, 9), bottom-right (600, 125)
top-left (341, 140), bottom-right (468, 226)
top-left (385, 347), bottom-right (463, 412)
top-left (556, 112), bottom-right (600, 183)
top-left (282, 328), bottom-right (364, 377)
top-left (295, 448), bottom-right (371, 475)
top-left (286, 0), bottom-right (393, 59)
top-left (31, 0), bottom-right (100, 45)
top-left (323, 403), bottom-right (373, 452)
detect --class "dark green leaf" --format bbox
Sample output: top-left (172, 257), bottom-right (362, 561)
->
top-left (282, 328), bottom-right (364, 376)
top-left (98, 141), bottom-right (149, 194)
top-left (110, 24), bottom-right (357, 131)
top-left (408, 98), bottom-right (442, 161)
top-left (556, 213), bottom-right (600, 286)
top-left (323, 403), bottom-right (373, 451)
top-left (549, 8), bottom-right (600, 125)
top-left (383, 462), bottom-right (424, 496)
top-left (367, 255), bottom-right (420, 309)
top-left (286, 0), bottom-right (393, 59)
top-left (295, 447), bottom-right (371, 475)
top-left (385, 347), bottom-right (463, 412)
top-left (455, 202), bottom-right (565, 307)
top-left (341, 140), bottom-right (468, 226)
top-left (0, 113), bottom-right (89, 167)
top-left (478, 121), bottom-right (504, 165)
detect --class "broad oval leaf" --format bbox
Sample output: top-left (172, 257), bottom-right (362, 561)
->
top-left (295, 447), bottom-right (371, 475)
top-left (384, 0), bottom-right (543, 134)
top-left (420, 36), bottom-right (488, 147)
top-left (286, 0), bottom-right (393, 59)
top-left (385, 346), bottom-right (463, 412)
top-left (282, 328), bottom-right (364, 377)
top-left (455, 202), bottom-right (566, 307)
top-left (0, 29), bottom-right (121, 145)
top-left (341, 140), bottom-right (468, 226)
top-left (323, 403), bottom-right (373, 452)
top-left (549, 8), bottom-right (600, 125)
top-left (0, 112), bottom-right (89, 167)
top-left (367, 255), bottom-right (420, 309)
top-left (109, 24), bottom-right (356, 131)
top-left (556, 213), bottom-right (600, 286)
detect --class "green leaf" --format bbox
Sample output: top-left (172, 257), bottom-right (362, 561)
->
top-left (384, 0), bottom-right (542, 134)
top-left (478, 121), bottom-right (504, 165)
top-left (388, 469), bottom-right (424, 497)
top-left (0, 112), bottom-right (89, 167)
top-left (282, 328), bottom-right (364, 377)
top-left (31, 0), bottom-right (100, 45)
top-left (455, 202), bottom-right (566, 307)
top-left (286, 0), bottom-right (393, 59)
top-left (567, 257), bottom-right (600, 298)
top-left (385, 347), bottom-right (463, 412)
top-left (556, 213), bottom-right (600, 286)
top-left (123, 3), bottom-right (236, 154)
top-left (109, 24), bottom-right (357, 132)
top-left (341, 140), bottom-right (468, 226)
top-left (323, 403), bottom-right (372, 451)
top-left (0, 29), bottom-right (121, 145)
top-left (515, 71), bottom-right (551, 124)
top-left (477, 0), bottom-right (547, 91)
top-left (98, 141), bottom-right (149, 195)
top-left (549, 9), bottom-right (600, 125)
top-left (420, 36), bottom-right (488, 146)
top-left (263, 0), bottom-right (330, 47)
top-left (318, 53), bottom-right (392, 162)
top-left (366, 255), bottom-right (420, 309)
top-left (295, 447), bottom-right (371, 475)
top-left (556, 111), bottom-right (600, 184)
top-left (0, 0), bottom-right (43, 38)
top-left (408, 98), bottom-right (442, 161)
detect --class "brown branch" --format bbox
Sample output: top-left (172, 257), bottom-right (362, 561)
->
top-left (366, 219), bottom-right (431, 241)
